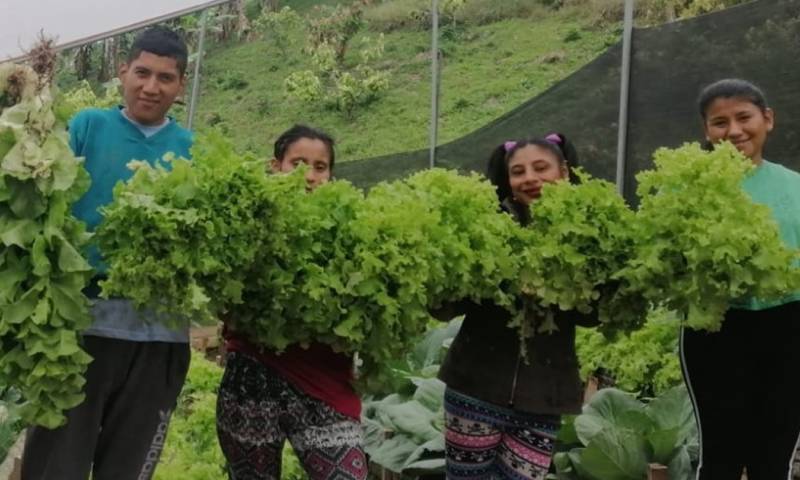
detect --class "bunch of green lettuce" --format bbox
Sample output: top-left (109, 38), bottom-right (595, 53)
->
top-left (0, 63), bottom-right (94, 428)
top-left (404, 169), bottom-right (522, 311)
top-left (329, 169), bottom-right (522, 389)
top-left (518, 170), bottom-right (644, 334)
top-left (332, 173), bottom-right (447, 386)
top-left (97, 134), bottom-right (382, 374)
top-left (99, 151), bottom-right (525, 390)
top-left (97, 134), bottom-right (388, 375)
top-left (98, 132), bottom-right (289, 326)
top-left (227, 175), bottom-right (363, 351)
top-left (619, 142), bottom-right (800, 331)
top-left (575, 309), bottom-right (682, 396)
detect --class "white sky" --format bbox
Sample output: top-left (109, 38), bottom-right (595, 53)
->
top-left (0, 0), bottom-right (229, 61)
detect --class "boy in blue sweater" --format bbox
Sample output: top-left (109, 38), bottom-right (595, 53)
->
top-left (22, 27), bottom-right (192, 480)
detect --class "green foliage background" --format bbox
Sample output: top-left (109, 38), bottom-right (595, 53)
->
top-left (177, 1), bottom-right (621, 159)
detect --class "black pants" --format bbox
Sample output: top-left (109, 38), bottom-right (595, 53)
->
top-left (22, 336), bottom-right (190, 480)
top-left (681, 302), bottom-right (800, 479)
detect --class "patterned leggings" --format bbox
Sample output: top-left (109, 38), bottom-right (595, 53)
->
top-left (444, 388), bottom-right (561, 480)
top-left (216, 352), bottom-right (368, 480)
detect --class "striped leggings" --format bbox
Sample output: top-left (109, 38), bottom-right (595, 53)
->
top-left (443, 388), bottom-right (560, 480)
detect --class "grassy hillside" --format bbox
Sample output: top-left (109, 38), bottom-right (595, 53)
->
top-left (192, 2), bottom-right (619, 161)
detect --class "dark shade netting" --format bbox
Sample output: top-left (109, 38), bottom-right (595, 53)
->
top-left (624, 0), bottom-right (800, 200)
top-left (336, 0), bottom-right (800, 203)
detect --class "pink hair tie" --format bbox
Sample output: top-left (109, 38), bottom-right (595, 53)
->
top-left (545, 133), bottom-right (562, 145)
top-left (504, 141), bottom-right (517, 152)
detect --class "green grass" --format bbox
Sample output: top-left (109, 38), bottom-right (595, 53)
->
top-left (189, 4), bottom-right (618, 161)
top-left (283, 0), bottom-right (348, 12)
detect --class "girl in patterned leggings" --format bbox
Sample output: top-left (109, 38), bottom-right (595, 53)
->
top-left (434, 134), bottom-right (597, 480)
top-left (216, 125), bottom-right (367, 480)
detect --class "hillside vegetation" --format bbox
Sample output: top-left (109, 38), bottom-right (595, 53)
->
top-left (192, 0), bottom-right (621, 160)
top-left (54, 0), bottom-right (750, 161)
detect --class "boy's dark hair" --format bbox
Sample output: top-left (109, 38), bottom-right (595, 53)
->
top-left (274, 124), bottom-right (336, 169)
top-left (486, 132), bottom-right (580, 204)
top-left (698, 79), bottom-right (768, 119)
top-left (126, 26), bottom-right (189, 76)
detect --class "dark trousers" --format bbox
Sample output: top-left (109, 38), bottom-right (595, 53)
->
top-left (681, 302), bottom-right (800, 479)
top-left (22, 336), bottom-right (190, 480)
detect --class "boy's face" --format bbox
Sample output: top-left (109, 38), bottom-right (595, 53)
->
top-left (119, 51), bottom-right (185, 125)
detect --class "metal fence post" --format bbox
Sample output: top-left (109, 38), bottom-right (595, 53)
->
top-left (187, 7), bottom-right (210, 130)
top-left (429, 0), bottom-right (440, 168)
top-left (615, 0), bottom-right (635, 196)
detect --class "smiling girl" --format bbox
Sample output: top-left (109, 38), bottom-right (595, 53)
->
top-left (435, 133), bottom-right (595, 480)
top-left (216, 125), bottom-right (367, 480)
top-left (682, 79), bottom-right (800, 479)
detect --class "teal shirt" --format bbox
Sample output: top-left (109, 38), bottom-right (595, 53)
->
top-left (733, 160), bottom-right (800, 310)
top-left (71, 107), bottom-right (192, 270)
top-left (70, 107), bottom-right (193, 342)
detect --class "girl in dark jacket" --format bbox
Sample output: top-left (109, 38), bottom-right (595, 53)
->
top-left (436, 133), bottom-right (594, 480)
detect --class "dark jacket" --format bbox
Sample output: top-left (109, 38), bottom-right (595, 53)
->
top-left (437, 197), bottom-right (596, 415)
top-left (437, 302), bottom-right (594, 415)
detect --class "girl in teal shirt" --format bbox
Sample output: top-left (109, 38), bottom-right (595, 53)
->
top-left (681, 78), bottom-right (800, 479)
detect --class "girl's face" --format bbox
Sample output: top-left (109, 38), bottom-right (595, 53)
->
top-left (271, 137), bottom-right (332, 191)
top-left (507, 144), bottom-right (567, 206)
top-left (704, 97), bottom-right (774, 164)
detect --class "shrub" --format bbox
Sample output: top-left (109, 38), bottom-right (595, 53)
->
top-left (363, 0), bottom-right (430, 31)
top-left (213, 71), bottom-right (249, 91)
top-left (562, 0), bottom-right (752, 28)
top-left (285, 35), bottom-right (390, 118)
top-left (364, 0), bottom-right (551, 31)
top-left (253, 6), bottom-right (303, 56)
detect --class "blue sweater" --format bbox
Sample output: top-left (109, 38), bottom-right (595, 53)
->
top-left (70, 107), bottom-right (192, 342)
top-left (71, 107), bottom-right (192, 269)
